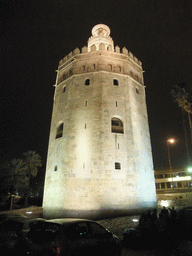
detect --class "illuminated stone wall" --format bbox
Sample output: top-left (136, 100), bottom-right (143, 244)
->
top-left (43, 24), bottom-right (157, 219)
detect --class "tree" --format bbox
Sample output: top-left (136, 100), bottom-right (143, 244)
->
top-left (0, 151), bottom-right (42, 208)
top-left (0, 158), bottom-right (26, 209)
top-left (21, 151), bottom-right (42, 206)
top-left (171, 83), bottom-right (192, 163)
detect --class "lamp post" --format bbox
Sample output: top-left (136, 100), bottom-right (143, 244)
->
top-left (167, 138), bottom-right (175, 189)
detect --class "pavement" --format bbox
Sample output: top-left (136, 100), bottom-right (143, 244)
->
top-left (121, 240), bottom-right (192, 256)
top-left (98, 215), bottom-right (192, 256)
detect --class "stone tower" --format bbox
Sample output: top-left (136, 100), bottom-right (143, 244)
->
top-left (43, 24), bottom-right (156, 219)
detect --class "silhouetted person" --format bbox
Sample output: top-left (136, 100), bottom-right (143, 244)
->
top-left (158, 207), bottom-right (169, 233)
top-left (151, 209), bottom-right (158, 232)
top-left (169, 206), bottom-right (177, 221)
top-left (169, 206), bottom-right (177, 232)
top-left (139, 213), bottom-right (146, 230)
top-left (161, 206), bottom-right (169, 217)
top-left (151, 209), bottom-right (158, 223)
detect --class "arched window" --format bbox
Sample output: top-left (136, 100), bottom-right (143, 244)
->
top-left (113, 79), bottom-right (119, 86)
top-left (108, 64), bottom-right (112, 70)
top-left (111, 117), bottom-right (124, 134)
top-left (85, 79), bottom-right (90, 85)
top-left (117, 66), bottom-right (121, 72)
top-left (56, 123), bottom-right (63, 139)
top-left (63, 85), bottom-right (66, 93)
top-left (107, 45), bottom-right (112, 51)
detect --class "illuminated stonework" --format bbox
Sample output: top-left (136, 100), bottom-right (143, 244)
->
top-left (43, 24), bottom-right (157, 219)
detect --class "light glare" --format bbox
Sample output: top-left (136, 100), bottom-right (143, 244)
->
top-left (167, 138), bottom-right (175, 144)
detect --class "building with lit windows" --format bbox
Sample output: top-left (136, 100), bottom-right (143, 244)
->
top-left (155, 169), bottom-right (192, 208)
top-left (43, 24), bottom-right (157, 218)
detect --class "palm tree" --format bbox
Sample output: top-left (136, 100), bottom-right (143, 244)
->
top-left (171, 84), bottom-right (192, 164)
top-left (21, 151), bottom-right (42, 206)
top-left (0, 158), bottom-right (26, 209)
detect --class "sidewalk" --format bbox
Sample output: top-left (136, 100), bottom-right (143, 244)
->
top-left (98, 215), bottom-right (192, 256)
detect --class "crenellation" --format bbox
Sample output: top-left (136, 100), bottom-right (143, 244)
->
top-left (59, 59), bottom-right (64, 65)
top-left (73, 47), bottom-right (80, 55)
top-left (115, 46), bottom-right (120, 53)
top-left (82, 46), bottom-right (88, 53)
top-left (122, 47), bottom-right (128, 55)
top-left (58, 47), bottom-right (142, 73)
top-left (68, 52), bottom-right (73, 59)
top-left (128, 51), bottom-right (133, 59)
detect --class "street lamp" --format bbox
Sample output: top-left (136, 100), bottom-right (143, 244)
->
top-left (167, 138), bottom-right (175, 189)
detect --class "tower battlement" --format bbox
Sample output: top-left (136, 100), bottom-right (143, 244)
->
top-left (57, 47), bottom-right (143, 86)
top-left (59, 46), bottom-right (142, 68)
top-left (59, 24), bottom-right (142, 69)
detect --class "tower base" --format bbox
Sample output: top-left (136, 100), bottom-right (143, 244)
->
top-left (43, 201), bottom-right (157, 220)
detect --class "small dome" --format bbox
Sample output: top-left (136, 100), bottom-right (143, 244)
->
top-left (92, 24), bottom-right (110, 37)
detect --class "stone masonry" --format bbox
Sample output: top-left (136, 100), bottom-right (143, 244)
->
top-left (43, 24), bottom-right (157, 219)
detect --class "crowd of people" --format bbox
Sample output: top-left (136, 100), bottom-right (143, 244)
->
top-left (138, 206), bottom-right (178, 233)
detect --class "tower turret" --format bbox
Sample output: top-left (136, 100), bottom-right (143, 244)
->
top-left (88, 24), bottom-right (114, 51)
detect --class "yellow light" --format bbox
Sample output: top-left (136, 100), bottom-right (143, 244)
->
top-left (160, 200), bottom-right (169, 207)
top-left (167, 138), bottom-right (175, 144)
top-left (167, 176), bottom-right (191, 182)
top-left (132, 219), bottom-right (139, 222)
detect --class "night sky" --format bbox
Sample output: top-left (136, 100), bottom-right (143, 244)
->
top-left (1, 0), bottom-right (192, 170)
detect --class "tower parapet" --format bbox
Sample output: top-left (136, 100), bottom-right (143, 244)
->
top-left (58, 46), bottom-right (142, 68)
top-left (57, 25), bottom-right (143, 86)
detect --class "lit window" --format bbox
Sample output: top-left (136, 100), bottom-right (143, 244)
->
top-left (111, 117), bottom-right (124, 134)
top-left (156, 174), bottom-right (164, 179)
top-left (178, 182), bottom-right (182, 188)
top-left (166, 182), bottom-right (171, 188)
top-left (113, 79), bottom-right (119, 86)
top-left (85, 79), bottom-right (90, 85)
top-left (161, 183), bottom-right (165, 189)
top-left (115, 162), bottom-right (121, 169)
top-left (156, 183), bottom-right (160, 189)
top-left (56, 123), bottom-right (63, 139)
